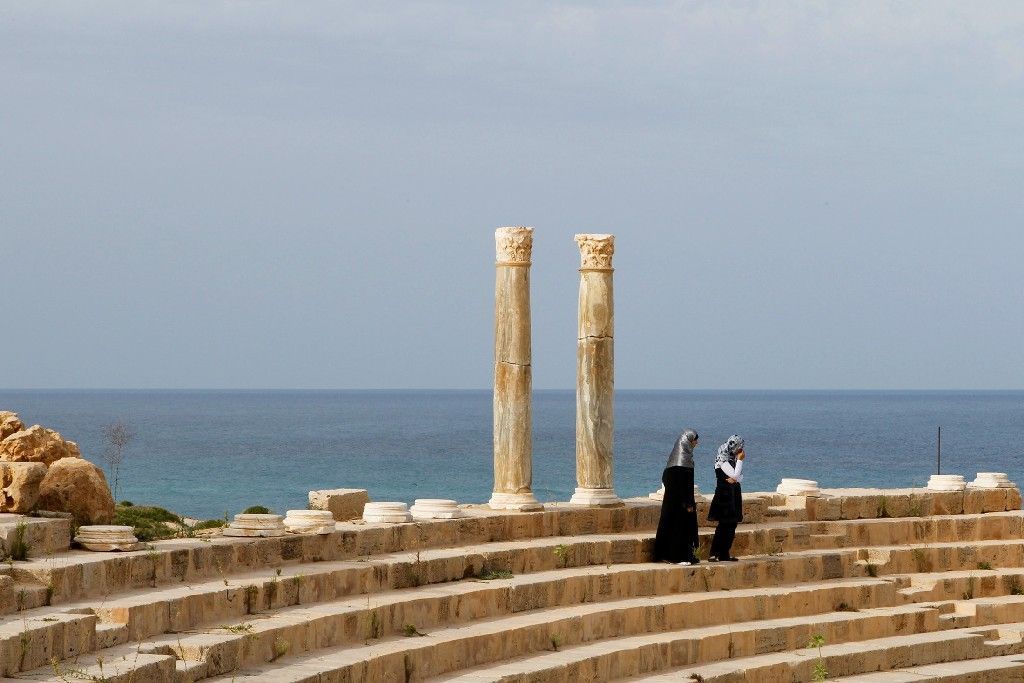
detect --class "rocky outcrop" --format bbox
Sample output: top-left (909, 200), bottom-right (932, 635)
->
top-left (0, 412), bottom-right (25, 441)
top-left (0, 425), bottom-right (82, 466)
top-left (37, 457), bottom-right (115, 526)
top-left (0, 462), bottom-right (47, 513)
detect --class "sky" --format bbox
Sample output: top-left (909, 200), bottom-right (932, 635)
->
top-left (1, 1), bottom-right (1022, 390)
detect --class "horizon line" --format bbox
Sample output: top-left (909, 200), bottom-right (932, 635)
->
top-left (1, 387), bottom-right (1022, 393)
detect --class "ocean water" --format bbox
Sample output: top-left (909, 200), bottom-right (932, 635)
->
top-left (0, 390), bottom-right (1020, 520)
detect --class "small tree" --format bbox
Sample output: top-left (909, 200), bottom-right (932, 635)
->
top-left (101, 422), bottom-right (134, 503)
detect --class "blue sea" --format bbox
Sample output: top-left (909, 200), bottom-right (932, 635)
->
top-left (0, 390), bottom-right (1020, 520)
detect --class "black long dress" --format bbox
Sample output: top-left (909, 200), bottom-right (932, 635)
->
top-left (653, 465), bottom-right (698, 563)
top-left (708, 467), bottom-right (743, 524)
top-left (708, 466), bottom-right (743, 559)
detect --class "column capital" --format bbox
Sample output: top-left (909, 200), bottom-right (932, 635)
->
top-left (574, 233), bottom-right (614, 271)
top-left (495, 226), bottom-right (534, 265)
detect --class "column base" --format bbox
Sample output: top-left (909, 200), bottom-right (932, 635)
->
top-left (569, 487), bottom-right (623, 507)
top-left (488, 491), bottom-right (544, 511)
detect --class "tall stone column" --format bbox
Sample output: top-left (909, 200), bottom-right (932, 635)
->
top-left (570, 234), bottom-right (622, 507)
top-left (489, 227), bottom-right (542, 511)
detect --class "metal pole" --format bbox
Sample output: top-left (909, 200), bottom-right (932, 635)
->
top-left (937, 426), bottom-right (941, 475)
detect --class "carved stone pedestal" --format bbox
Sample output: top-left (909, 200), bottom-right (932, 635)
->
top-left (362, 502), bottom-right (413, 524)
top-left (410, 499), bottom-right (465, 520)
top-left (284, 510), bottom-right (336, 534)
top-left (223, 514), bottom-right (288, 537)
top-left (74, 525), bottom-right (143, 552)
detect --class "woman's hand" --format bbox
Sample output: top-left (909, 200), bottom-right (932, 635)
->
top-left (726, 477), bottom-right (737, 484)
top-left (737, 450), bottom-right (745, 461)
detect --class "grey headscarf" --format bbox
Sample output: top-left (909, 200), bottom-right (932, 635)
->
top-left (666, 429), bottom-right (698, 468)
top-left (715, 434), bottom-right (745, 469)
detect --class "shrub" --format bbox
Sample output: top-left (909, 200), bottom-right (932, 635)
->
top-left (113, 505), bottom-right (185, 542)
top-left (193, 519), bottom-right (227, 531)
top-left (243, 505), bottom-right (272, 515)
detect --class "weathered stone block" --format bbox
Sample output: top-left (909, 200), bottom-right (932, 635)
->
top-left (308, 488), bottom-right (369, 522)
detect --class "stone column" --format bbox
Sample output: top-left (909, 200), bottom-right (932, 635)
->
top-left (570, 234), bottom-right (622, 507)
top-left (489, 227), bottom-right (542, 511)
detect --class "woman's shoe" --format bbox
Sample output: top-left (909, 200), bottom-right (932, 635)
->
top-left (724, 556), bottom-right (740, 562)
top-left (687, 556), bottom-right (701, 565)
top-left (708, 556), bottom-right (720, 562)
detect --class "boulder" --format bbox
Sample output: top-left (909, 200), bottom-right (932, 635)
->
top-left (0, 425), bottom-right (82, 465)
top-left (0, 412), bottom-right (25, 441)
top-left (0, 462), bottom-right (47, 513)
top-left (37, 457), bottom-right (115, 526)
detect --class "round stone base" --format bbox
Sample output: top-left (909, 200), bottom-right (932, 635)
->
top-left (410, 499), bottom-right (466, 519)
top-left (363, 502), bottom-right (413, 524)
top-left (969, 472), bottom-right (1015, 489)
top-left (927, 474), bottom-right (967, 491)
top-left (777, 479), bottom-right (821, 496)
top-left (569, 487), bottom-right (623, 507)
top-left (488, 491), bottom-right (543, 511)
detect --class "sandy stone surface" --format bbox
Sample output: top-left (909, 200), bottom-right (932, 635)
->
top-left (38, 456), bottom-right (115, 525)
top-left (0, 424), bottom-right (82, 465)
top-left (0, 412), bottom-right (25, 441)
top-left (0, 461), bottom-right (47, 513)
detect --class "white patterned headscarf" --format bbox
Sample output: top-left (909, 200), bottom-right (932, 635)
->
top-left (715, 434), bottom-right (745, 469)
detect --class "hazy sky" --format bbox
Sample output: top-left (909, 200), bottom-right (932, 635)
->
top-left (2, 2), bottom-right (1022, 390)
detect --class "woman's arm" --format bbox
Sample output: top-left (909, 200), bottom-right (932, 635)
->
top-left (720, 460), bottom-right (743, 483)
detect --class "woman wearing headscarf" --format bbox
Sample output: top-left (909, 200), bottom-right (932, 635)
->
top-left (708, 434), bottom-right (745, 562)
top-left (653, 428), bottom-right (700, 565)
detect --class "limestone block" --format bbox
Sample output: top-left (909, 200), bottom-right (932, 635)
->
top-left (0, 425), bottom-right (81, 465)
top-left (410, 499), bottom-right (465, 520)
top-left (0, 461), bottom-right (46, 513)
top-left (964, 487), bottom-right (1008, 514)
top-left (808, 495), bottom-right (842, 521)
top-left (1007, 487), bottom-right (1022, 510)
top-left (308, 488), bottom-right (369, 521)
top-left (362, 502), bottom-right (412, 524)
top-left (37, 456), bottom-right (115, 526)
top-left (284, 510), bottom-right (335, 534)
top-left (931, 490), bottom-right (965, 515)
top-left (0, 412), bottom-right (24, 441)
top-left (74, 525), bottom-right (143, 552)
top-left (223, 514), bottom-right (287, 537)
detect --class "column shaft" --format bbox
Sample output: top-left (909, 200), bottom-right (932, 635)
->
top-left (570, 234), bottom-right (622, 507)
top-left (489, 227), bottom-right (542, 511)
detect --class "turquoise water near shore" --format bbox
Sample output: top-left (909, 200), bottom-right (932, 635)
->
top-left (0, 390), bottom-right (1020, 519)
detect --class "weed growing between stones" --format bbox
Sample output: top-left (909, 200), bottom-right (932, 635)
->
top-left (876, 496), bottom-right (890, 518)
top-left (403, 624), bottom-right (426, 637)
top-left (553, 544), bottom-right (570, 567)
top-left (834, 602), bottom-right (858, 612)
top-left (8, 520), bottom-right (30, 561)
top-left (978, 561), bottom-right (993, 570)
top-left (477, 568), bottom-right (514, 580)
top-left (807, 634), bottom-right (828, 681)
top-left (270, 637), bottom-right (290, 661)
top-left (221, 623), bottom-right (254, 634)
top-left (865, 563), bottom-right (879, 577)
top-left (549, 634), bottom-right (562, 651)
top-left (1011, 578), bottom-right (1024, 596)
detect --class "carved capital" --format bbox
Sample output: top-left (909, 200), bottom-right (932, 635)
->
top-left (574, 233), bottom-right (614, 270)
top-left (495, 226), bottom-right (534, 265)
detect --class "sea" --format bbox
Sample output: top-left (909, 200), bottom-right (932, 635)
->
top-left (0, 390), bottom-right (1020, 520)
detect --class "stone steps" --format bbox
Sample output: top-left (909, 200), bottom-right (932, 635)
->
top-left (2, 533), bottom-right (1018, 679)
top-left (433, 603), bottom-right (940, 683)
top-left (833, 652), bottom-right (1024, 681)
top-left (2, 505), bottom-right (1022, 680)
top-left (631, 625), bottom-right (1024, 682)
top-left (187, 578), bottom-right (900, 681)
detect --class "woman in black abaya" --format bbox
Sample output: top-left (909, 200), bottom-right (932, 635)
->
top-left (708, 434), bottom-right (745, 562)
top-left (653, 428), bottom-right (700, 565)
